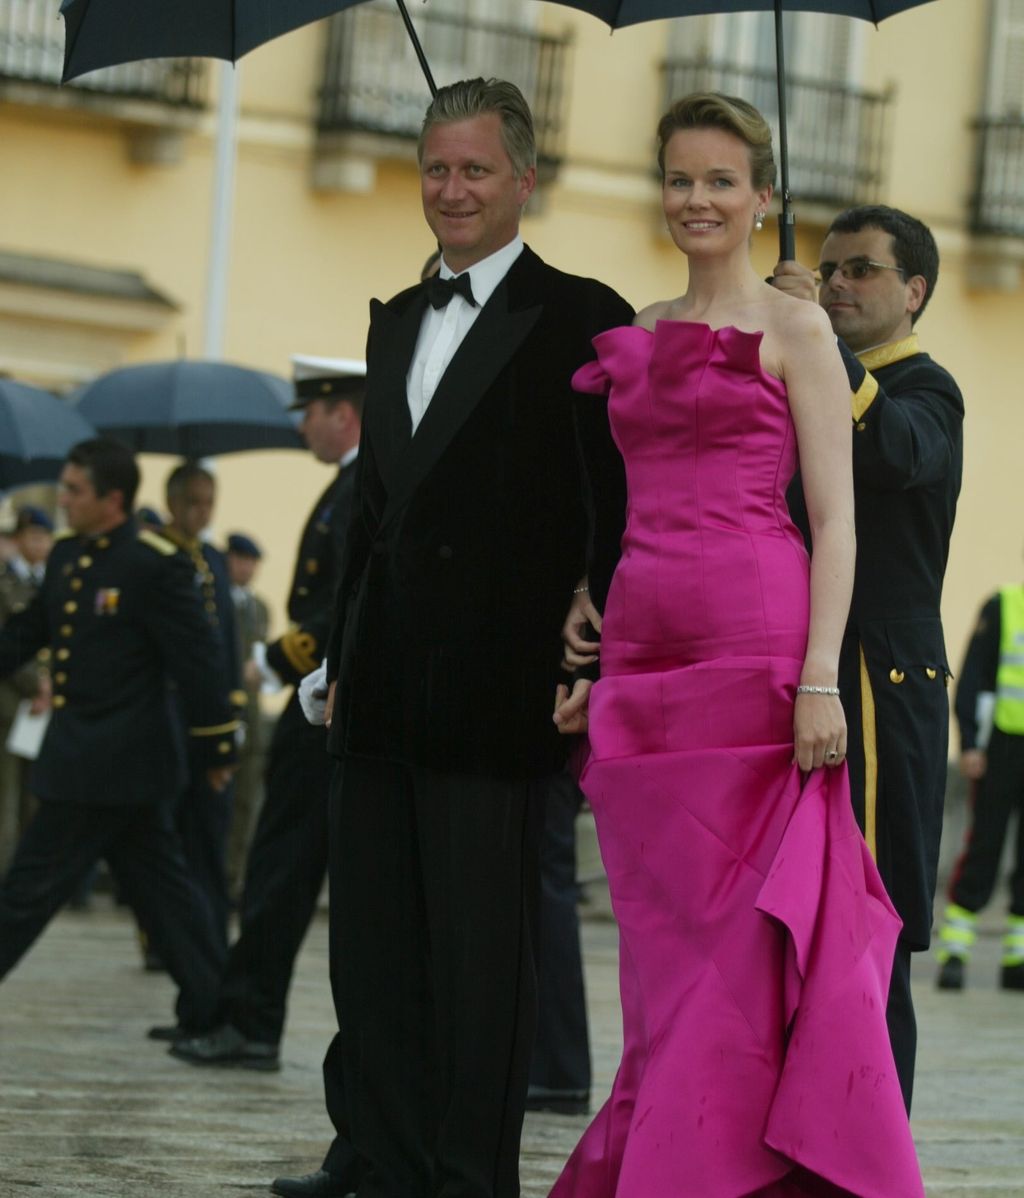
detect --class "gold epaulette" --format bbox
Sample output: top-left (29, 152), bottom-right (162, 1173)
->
top-left (138, 528), bottom-right (177, 556)
top-left (280, 628), bottom-right (319, 677)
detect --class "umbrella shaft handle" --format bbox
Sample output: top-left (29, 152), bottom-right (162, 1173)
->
top-left (777, 211), bottom-right (795, 263)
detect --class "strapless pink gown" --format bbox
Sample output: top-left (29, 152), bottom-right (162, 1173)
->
top-left (551, 323), bottom-right (924, 1198)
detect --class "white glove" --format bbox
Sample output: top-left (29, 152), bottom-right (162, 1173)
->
top-left (298, 659), bottom-right (330, 726)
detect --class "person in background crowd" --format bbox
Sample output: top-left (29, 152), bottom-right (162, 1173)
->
top-left (936, 563), bottom-right (1024, 992)
top-left (224, 532), bottom-right (270, 904)
top-left (169, 357), bottom-right (364, 1072)
top-left (0, 506), bottom-right (53, 875)
top-left (155, 462), bottom-right (243, 954)
top-left (0, 439), bottom-right (237, 1034)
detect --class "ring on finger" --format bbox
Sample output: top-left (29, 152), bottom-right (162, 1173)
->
top-left (825, 748), bottom-right (840, 760)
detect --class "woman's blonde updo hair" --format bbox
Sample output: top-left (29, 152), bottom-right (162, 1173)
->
top-left (657, 92), bottom-right (776, 191)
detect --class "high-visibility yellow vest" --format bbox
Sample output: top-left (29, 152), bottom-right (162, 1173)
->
top-left (995, 585), bottom-right (1024, 735)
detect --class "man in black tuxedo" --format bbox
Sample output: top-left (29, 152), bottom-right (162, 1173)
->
top-left (774, 205), bottom-right (965, 1112)
top-left (272, 78), bottom-right (632, 1198)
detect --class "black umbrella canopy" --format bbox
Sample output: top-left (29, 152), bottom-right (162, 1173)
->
top-left (72, 360), bottom-right (304, 458)
top-left (535, 0), bottom-right (936, 256)
top-left (60, 0), bottom-right (438, 93)
top-left (0, 379), bottom-right (96, 491)
top-left (547, 0), bottom-right (931, 27)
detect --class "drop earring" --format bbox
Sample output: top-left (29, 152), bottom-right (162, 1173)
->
top-left (754, 211), bottom-right (765, 231)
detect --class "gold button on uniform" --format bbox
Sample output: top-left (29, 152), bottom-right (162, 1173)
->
top-left (855, 421), bottom-right (867, 431)
top-left (97, 537), bottom-right (110, 549)
top-left (56, 648), bottom-right (70, 661)
top-left (55, 672), bottom-right (67, 684)
top-left (78, 555), bottom-right (92, 568)
top-left (218, 741), bottom-right (232, 754)
top-left (925, 667), bottom-right (937, 680)
top-left (890, 669), bottom-right (905, 684)
top-left (70, 578), bottom-right (83, 591)
top-left (60, 625), bottom-right (73, 637)
top-left (52, 695), bottom-right (66, 709)
top-left (64, 601), bottom-right (77, 614)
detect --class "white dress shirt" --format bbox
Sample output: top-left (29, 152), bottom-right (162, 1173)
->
top-left (406, 235), bottom-right (524, 435)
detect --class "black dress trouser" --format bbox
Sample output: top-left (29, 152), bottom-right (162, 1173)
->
top-left (528, 771), bottom-right (591, 1096)
top-left (0, 799), bottom-right (224, 1029)
top-left (950, 728), bottom-right (1024, 917)
top-left (321, 754), bottom-right (544, 1198)
top-left (218, 692), bottom-right (332, 1044)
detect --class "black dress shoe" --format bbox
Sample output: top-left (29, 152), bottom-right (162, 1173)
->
top-left (525, 1085), bottom-right (590, 1116)
top-left (147, 1024), bottom-right (198, 1042)
top-left (270, 1169), bottom-right (354, 1197)
top-left (170, 1023), bottom-right (280, 1071)
top-left (936, 956), bottom-right (965, 991)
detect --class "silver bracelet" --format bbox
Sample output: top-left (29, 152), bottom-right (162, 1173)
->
top-left (796, 684), bottom-right (840, 696)
top-left (573, 585), bottom-right (589, 595)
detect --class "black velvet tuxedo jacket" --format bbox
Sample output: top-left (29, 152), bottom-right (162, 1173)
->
top-left (790, 335), bottom-right (964, 949)
top-left (325, 246), bottom-right (632, 779)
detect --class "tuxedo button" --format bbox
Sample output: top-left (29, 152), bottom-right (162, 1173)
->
top-left (438, 545), bottom-right (453, 560)
top-left (372, 541), bottom-right (386, 555)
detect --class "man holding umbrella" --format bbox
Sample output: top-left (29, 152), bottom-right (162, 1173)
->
top-left (773, 204), bottom-right (964, 1110)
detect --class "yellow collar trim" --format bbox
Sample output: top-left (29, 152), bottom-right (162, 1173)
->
top-left (857, 334), bottom-right (920, 373)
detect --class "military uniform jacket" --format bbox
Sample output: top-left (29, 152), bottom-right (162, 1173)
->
top-left (0, 560), bottom-right (45, 724)
top-left (325, 246), bottom-right (633, 780)
top-left (0, 519), bottom-right (238, 806)
top-left (265, 462), bottom-right (356, 687)
top-left (791, 333), bottom-right (964, 949)
top-left (161, 529), bottom-right (244, 708)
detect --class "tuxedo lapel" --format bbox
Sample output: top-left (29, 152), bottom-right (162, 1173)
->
top-left (379, 276), bottom-right (542, 529)
top-left (365, 295), bottom-right (420, 497)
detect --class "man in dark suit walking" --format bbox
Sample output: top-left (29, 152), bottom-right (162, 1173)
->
top-left (0, 438), bottom-right (237, 1033)
top-left (774, 206), bottom-right (965, 1111)
top-left (169, 357), bottom-right (364, 1069)
top-left (273, 78), bottom-right (632, 1198)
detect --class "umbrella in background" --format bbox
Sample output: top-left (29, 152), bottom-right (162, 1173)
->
top-left (0, 379), bottom-right (96, 491)
top-left (73, 360), bottom-right (303, 458)
top-left (535, 0), bottom-right (937, 258)
top-left (60, 0), bottom-right (439, 95)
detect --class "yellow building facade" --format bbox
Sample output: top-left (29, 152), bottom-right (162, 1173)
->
top-left (0, 0), bottom-right (1020, 709)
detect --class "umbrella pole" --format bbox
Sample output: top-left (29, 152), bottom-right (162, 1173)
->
top-left (774, 0), bottom-right (795, 261)
top-left (395, 0), bottom-right (438, 98)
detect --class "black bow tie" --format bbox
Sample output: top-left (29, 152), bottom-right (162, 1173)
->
top-left (426, 272), bottom-right (477, 310)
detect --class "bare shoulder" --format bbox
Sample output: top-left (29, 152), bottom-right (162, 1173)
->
top-left (766, 289), bottom-right (832, 346)
top-left (634, 299), bottom-right (673, 331)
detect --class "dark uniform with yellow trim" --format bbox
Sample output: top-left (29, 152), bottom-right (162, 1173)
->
top-left (790, 331), bottom-right (964, 1108)
top-left (214, 442), bottom-right (358, 1046)
top-left (161, 527), bottom-right (243, 946)
top-left (0, 519), bottom-right (238, 1031)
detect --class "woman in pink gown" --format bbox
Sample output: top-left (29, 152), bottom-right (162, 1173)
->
top-left (552, 95), bottom-right (924, 1198)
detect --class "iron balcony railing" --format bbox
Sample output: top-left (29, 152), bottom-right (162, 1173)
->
top-left (319, 2), bottom-right (570, 172)
top-left (969, 117), bottom-right (1024, 238)
top-left (0, 0), bottom-right (205, 106)
top-left (661, 58), bottom-right (893, 208)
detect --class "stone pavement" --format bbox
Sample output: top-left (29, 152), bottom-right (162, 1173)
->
top-left (1, 891), bottom-right (1021, 1197)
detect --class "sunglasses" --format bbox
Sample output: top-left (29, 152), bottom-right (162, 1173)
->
top-left (816, 257), bottom-right (907, 285)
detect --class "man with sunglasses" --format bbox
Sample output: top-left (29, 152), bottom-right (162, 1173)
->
top-left (773, 205), bottom-right (964, 1113)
